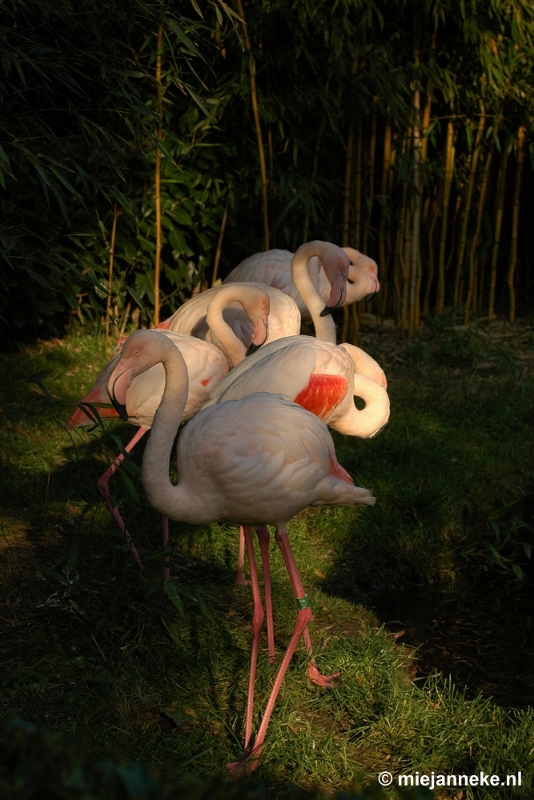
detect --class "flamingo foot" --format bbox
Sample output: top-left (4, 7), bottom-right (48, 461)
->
top-left (307, 662), bottom-right (341, 688)
top-left (235, 567), bottom-right (251, 586)
top-left (226, 748), bottom-right (262, 776)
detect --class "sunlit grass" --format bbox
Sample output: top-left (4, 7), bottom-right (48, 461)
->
top-left (0, 325), bottom-right (533, 798)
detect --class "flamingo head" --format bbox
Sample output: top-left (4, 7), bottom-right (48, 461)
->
top-left (318, 244), bottom-right (350, 316)
top-left (246, 291), bottom-right (270, 355)
top-left (343, 248), bottom-right (380, 303)
top-left (107, 330), bottom-right (162, 419)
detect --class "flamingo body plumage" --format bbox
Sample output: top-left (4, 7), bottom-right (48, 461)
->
top-left (203, 334), bottom-right (390, 439)
top-left (156, 282), bottom-right (297, 363)
top-left (224, 243), bottom-right (379, 322)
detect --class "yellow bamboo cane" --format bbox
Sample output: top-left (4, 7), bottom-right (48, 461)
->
top-left (105, 203), bottom-right (120, 352)
top-left (464, 138), bottom-right (494, 323)
top-left (341, 125), bottom-right (354, 342)
top-left (507, 125), bottom-right (526, 323)
top-left (488, 142), bottom-right (510, 321)
top-left (453, 108), bottom-right (486, 307)
top-left (378, 116), bottom-right (392, 314)
top-left (409, 80), bottom-right (422, 338)
top-left (236, 0), bottom-right (269, 249)
top-left (363, 111), bottom-right (377, 253)
top-left (436, 119), bottom-right (455, 314)
top-left (154, 24), bottom-right (163, 326)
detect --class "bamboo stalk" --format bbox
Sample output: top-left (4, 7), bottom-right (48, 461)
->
top-left (304, 79), bottom-right (329, 242)
top-left (342, 124), bottom-right (354, 248)
top-left (408, 76), bottom-right (422, 338)
top-left (154, 23), bottom-right (163, 326)
top-left (353, 115), bottom-right (363, 246)
top-left (235, 0), bottom-right (269, 249)
top-left (464, 138), bottom-right (494, 323)
top-left (362, 111), bottom-right (377, 253)
top-left (105, 203), bottom-right (119, 351)
top-left (507, 125), bottom-right (526, 323)
top-left (378, 115), bottom-right (392, 311)
top-left (453, 108), bottom-right (486, 307)
top-left (211, 204), bottom-right (228, 286)
top-left (436, 119), bottom-right (455, 314)
top-left (424, 191), bottom-right (439, 315)
top-left (341, 124), bottom-right (354, 343)
top-left (488, 142), bottom-right (510, 321)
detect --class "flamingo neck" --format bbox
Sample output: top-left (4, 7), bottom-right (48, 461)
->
top-left (141, 342), bottom-right (194, 520)
top-left (333, 374), bottom-right (390, 438)
top-left (206, 289), bottom-right (248, 366)
top-left (291, 242), bottom-right (337, 343)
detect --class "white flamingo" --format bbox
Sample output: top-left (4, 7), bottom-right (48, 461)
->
top-left (67, 331), bottom-right (229, 575)
top-left (155, 283), bottom-right (272, 367)
top-left (203, 334), bottom-right (389, 584)
top-left (224, 243), bottom-right (379, 323)
top-left (107, 329), bottom-right (375, 772)
top-left (159, 242), bottom-right (351, 346)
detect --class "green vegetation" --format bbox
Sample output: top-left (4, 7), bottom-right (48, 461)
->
top-left (0, 322), bottom-right (533, 798)
top-left (1, 1), bottom-right (534, 337)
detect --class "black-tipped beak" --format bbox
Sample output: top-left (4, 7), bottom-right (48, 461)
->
top-left (365, 291), bottom-right (377, 302)
top-left (246, 342), bottom-right (262, 356)
top-left (320, 304), bottom-right (335, 317)
top-left (110, 393), bottom-right (129, 421)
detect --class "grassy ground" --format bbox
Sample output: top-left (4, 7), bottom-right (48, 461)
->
top-left (1, 317), bottom-right (533, 798)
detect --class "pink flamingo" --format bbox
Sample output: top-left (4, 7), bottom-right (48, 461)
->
top-left (159, 242), bottom-right (351, 345)
top-left (107, 329), bottom-right (375, 771)
top-left (155, 283), bottom-right (272, 366)
top-left (67, 285), bottom-right (271, 572)
top-left (203, 334), bottom-right (389, 584)
top-left (67, 332), bottom-right (230, 576)
top-left (224, 243), bottom-right (379, 323)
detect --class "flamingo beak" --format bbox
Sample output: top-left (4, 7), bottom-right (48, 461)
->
top-left (320, 272), bottom-right (347, 316)
top-left (107, 363), bottom-right (134, 420)
top-left (247, 309), bottom-right (269, 355)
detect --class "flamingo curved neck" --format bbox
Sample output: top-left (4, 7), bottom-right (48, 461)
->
top-left (291, 242), bottom-right (337, 343)
top-left (334, 374), bottom-right (390, 437)
top-left (141, 342), bottom-right (195, 521)
top-left (206, 289), bottom-right (248, 366)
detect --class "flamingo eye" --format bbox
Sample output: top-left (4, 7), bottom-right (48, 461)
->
top-left (347, 279), bottom-right (354, 285)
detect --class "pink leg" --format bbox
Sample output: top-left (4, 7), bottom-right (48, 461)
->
top-left (235, 526), bottom-right (248, 585)
top-left (274, 528), bottom-right (339, 688)
top-left (228, 525), bottom-right (313, 775)
top-left (162, 515), bottom-right (170, 582)
top-left (97, 426), bottom-right (148, 570)
top-left (256, 527), bottom-right (275, 664)
top-left (242, 526), bottom-right (265, 750)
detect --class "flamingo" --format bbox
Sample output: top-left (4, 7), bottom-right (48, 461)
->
top-left (67, 331), bottom-right (230, 575)
top-left (156, 282), bottom-right (300, 357)
top-left (155, 283), bottom-right (272, 367)
top-left (202, 334), bottom-right (389, 584)
top-left (223, 243), bottom-right (379, 323)
top-left (107, 329), bottom-right (375, 771)
top-left (159, 242), bottom-right (351, 346)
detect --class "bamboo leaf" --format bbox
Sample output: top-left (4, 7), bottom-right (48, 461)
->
top-left (167, 19), bottom-right (205, 62)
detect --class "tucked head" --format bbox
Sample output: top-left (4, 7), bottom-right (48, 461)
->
top-left (317, 243), bottom-right (350, 316)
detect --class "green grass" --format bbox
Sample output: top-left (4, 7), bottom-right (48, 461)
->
top-left (0, 323), bottom-right (533, 799)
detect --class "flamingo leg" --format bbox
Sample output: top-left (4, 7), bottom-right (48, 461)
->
top-left (162, 515), bottom-right (170, 582)
top-left (228, 525), bottom-right (313, 775)
top-left (256, 527), bottom-right (275, 664)
top-left (235, 526), bottom-right (248, 585)
top-left (96, 426), bottom-right (148, 570)
top-left (275, 527), bottom-right (339, 688)
top-left (242, 525), bottom-right (265, 750)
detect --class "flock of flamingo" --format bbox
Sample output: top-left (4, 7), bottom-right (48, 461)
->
top-left (67, 240), bottom-right (390, 773)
